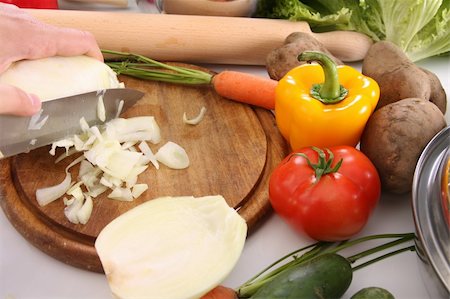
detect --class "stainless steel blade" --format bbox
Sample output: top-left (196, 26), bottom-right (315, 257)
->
top-left (0, 88), bottom-right (144, 159)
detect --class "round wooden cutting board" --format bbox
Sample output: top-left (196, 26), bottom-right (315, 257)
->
top-left (0, 73), bottom-right (289, 273)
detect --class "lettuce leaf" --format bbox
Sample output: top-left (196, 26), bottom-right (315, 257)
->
top-left (254, 0), bottom-right (352, 31)
top-left (255, 0), bottom-right (450, 61)
top-left (405, 0), bottom-right (450, 61)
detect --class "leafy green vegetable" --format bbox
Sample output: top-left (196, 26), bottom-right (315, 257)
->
top-left (255, 0), bottom-right (450, 61)
top-left (254, 0), bottom-right (353, 31)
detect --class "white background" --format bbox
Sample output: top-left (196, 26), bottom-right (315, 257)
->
top-left (1, 1), bottom-right (449, 298)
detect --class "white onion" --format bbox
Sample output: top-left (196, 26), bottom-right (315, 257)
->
top-left (28, 109), bottom-right (49, 130)
top-left (183, 106), bottom-right (207, 125)
top-left (78, 160), bottom-right (94, 178)
top-left (115, 100), bottom-right (125, 119)
top-left (97, 94), bottom-right (106, 122)
top-left (64, 196), bottom-right (83, 224)
top-left (131, 184), bottom-right (148, 198)
top-left (36, 172), bottom-right (72, 206)
top-left (49, 139), bottom-right (75, 156)
top-left (155, 141), bottom-right (190, 169)
top-left (36, 104), bottom-right (191, 225)
top-left (0, 56), bottom-right (122, 101)
top-left (79, 117), bottom-right (90, 132)
top-left (77, 195), bottom-right (93, 225)
top-left (88, 184), bottom-right (108, 198)
top-left (108, 187), bottom-right (133, 201)
top-left (67, 183), bottom-right (84, 201)
top-left (138, 141), bottom-right (159, 170)
top-left (95, 195), bottom-right (247, 299)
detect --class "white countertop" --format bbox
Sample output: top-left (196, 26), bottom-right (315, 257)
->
top-left (1, 2), bottom-right (449, 299)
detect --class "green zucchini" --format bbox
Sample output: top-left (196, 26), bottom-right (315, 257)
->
top-left (351, 287), bottom-right (395, 299)
top-left (249, 253), bottom-right (352, 299)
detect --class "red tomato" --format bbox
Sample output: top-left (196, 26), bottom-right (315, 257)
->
top-left (269, 146), bottom-right (381, 241)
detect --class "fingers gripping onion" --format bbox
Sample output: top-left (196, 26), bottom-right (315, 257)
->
top-left (95, 195), bottom-right (247, 299)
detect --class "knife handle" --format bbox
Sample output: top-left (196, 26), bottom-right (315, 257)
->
top-left (26, 10), bottom-right (372, 65)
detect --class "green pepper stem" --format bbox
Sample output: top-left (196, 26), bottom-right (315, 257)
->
top-left (298, 51), bottom-right (348, 104)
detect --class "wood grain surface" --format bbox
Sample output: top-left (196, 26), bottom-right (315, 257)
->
top-left (27, 9), bottom-right (372, 64)
top-left (0, 72), bottom-right (289, 273)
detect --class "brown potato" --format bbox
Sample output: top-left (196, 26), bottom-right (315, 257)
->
top-left (420, 67), bottom-right (447, 114)
top-left (360, 98), bottom-right (446, 194)
top-left (265, 32), bottom-right (342, 81)
top-left (362, 41), bottom-right (436, 110)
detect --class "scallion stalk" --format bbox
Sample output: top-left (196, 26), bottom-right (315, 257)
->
top-left (102, 49), bottom-right (213, 85)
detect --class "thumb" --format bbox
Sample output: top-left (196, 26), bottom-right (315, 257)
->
top-left (0, 83), bottom-right (41, 116)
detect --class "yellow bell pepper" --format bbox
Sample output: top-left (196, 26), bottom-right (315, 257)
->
top-left (275, 51), bottom-right (380, 151)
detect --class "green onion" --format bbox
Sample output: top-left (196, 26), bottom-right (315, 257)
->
top-left (102, 49), bottom-right (213, 85)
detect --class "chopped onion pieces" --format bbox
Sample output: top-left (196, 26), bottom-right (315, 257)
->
top-left (97, 94), bottom-right (106, 122)
top-left (108, 187), bottom-right (133, 201)
top-left (37, 108), bottom-right (191, 225)
top-left (131, 184), bottom-right (148, 198)
top-left (36, 172), bottom-right (71, 206)
top-left (138, 141), bottom-right (159, 170)
top-left (155, 141), bottom-right (190, 169)
top-left (28, 109), bottom-right (48, 130)
top-left (80, 117), bottom-right (90, 132)
top-left (183, 106), bottom-right (207, 125)
top-left (77, 195), bottom-right (93, 225)
top-left (64, 196), bottom-right (83, 224)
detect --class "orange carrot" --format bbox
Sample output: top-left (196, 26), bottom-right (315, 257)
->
top-left (200, 286), bottom-right (238, 299)
top-left (212, 71), bottom-right (277, 110)
top-left (104, 50), bottom-right (277, 110)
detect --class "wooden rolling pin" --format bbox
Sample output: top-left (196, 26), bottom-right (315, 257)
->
top-left (27, 9), bottom-right (372, 65)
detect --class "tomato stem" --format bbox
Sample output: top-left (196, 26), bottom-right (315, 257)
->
top-left (294, 147), bottom-right (343, 181)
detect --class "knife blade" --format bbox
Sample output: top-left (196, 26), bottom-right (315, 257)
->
top-left (0, 88), bottom-right (144, 159)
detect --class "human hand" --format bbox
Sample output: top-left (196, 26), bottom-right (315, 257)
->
top-left (0, 3), bottom-right (103, 116)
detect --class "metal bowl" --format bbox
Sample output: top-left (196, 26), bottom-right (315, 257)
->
top-left (412, 125), bottom-right (450, 298)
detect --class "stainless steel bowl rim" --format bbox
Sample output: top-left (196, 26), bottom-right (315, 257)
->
top-left (412, 125), bottom-right (450, 294)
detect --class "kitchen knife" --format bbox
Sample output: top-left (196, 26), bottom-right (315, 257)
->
top-left (0, 88), bottom-right (144, 159)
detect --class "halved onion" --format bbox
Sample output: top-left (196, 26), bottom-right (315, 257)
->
top-left (0, 56), bottom-right (122, 101)
top-left (95, 195), bottom-right (247, 299)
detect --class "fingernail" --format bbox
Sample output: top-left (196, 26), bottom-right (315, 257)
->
top-left (28, 93), bottom-right (41, 108)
